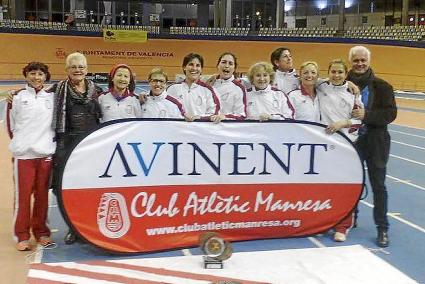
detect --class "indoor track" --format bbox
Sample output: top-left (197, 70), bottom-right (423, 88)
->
top-left (1, 85), bottom-right (424, 283)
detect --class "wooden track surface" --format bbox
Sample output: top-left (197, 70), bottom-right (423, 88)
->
top-left (0, 97), bottom-right (423, 283)
top-left (0, 124), bottom-right (29, 284)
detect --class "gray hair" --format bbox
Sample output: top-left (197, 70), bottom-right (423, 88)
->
top-left (348, 46), bottom-right (371, 62)
top-left (65, 52), bottom-right (87, 68)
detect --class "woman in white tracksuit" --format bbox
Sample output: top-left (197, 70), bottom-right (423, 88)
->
top-left (319, 59), bottom-right (363, 243)
top-left (287, 61), bottom-right (323, 123)
top-left (7, 62), bottom-right (55, 251)
top-left (167, 53), bottom-right (221, 123)
top-left (141, 68), bottom-right (184, 119)
top-left (98, 64), bottom-right (142, 123)
top-left (270, 47), bottom-right (300, 94)
top-left (212, 52), bottom-right (246, 120)
top-left (245, 62), bottom-right (294, 121)
top-left (320, 59), bottom-right (363, 142)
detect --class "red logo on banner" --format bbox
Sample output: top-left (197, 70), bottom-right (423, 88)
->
top-left (97, 193), bottom-right (130, 239)
top-left (61, 120), bottom-right (364, 253)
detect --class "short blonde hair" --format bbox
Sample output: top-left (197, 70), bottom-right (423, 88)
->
top-left (65, 52), bottom-right (87, 69)
top-left (299, 61), bottom-right (319, 76)
top-left (148, 67), bottom-right (168, 82)
top-left (247, 62), bottom-right (275, 84)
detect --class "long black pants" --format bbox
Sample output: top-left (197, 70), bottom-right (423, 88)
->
top-left (356, 133), bottom-right (390, 230)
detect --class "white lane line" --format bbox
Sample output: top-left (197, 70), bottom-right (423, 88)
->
top-left (360, 200), bottom-right (425, 234)
top-left (308, 237), bottom-right (326, 248)
top-left (24, 245), bottom-right (44, 264)
top-left (392, 124), bottom-right (425, 131)
top-left (392, 140), bottom-right (425, 150)
top-left (387, 175), bottom-right (425, 192)
top-left (32, 246), bottom-right (44, 263)
top-left (389, 129), bottom-right (425, 138)
top-left (181, 249), bottom-right (192, 256)
top-left (396, 97), bottom-right (424, 101)
top-left (390, 154), bottom-right (425, 166)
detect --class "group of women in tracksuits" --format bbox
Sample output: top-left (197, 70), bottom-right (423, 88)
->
top-left (7, 47), bottom-right (363, 251)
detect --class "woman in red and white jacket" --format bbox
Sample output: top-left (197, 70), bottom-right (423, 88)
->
top-left (287, 61), bottom-right (323, 123)
top-left (98, 64), bottom-right (142, 123)
top-left (141, 67), bottom-right (184, 119)
top-left (320, 59), bottom-right (363, 142)
top-left (212, 52), bottom-right (246, 120)
top-left (245, 62), bottom-right (294, 121)
top-left (319, 59), bottom-right (363, 243)
top-left (167, 53), bottom-right (221, 123)
top-left (7, 62), bottom-right (55, 251)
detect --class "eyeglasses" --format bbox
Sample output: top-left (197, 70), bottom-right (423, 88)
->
top-left (69, 65), bottom-right (87, 70)
top-left (149, 79), bottom-right (166, 84)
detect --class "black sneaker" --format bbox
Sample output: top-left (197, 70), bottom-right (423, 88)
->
top-left (377, 229), bottom-right (389, 247)
top-left (64, 230), bottom-right (78, 245)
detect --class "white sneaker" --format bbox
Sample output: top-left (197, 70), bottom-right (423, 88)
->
top-left (334, 232), bottom-right (347, 242)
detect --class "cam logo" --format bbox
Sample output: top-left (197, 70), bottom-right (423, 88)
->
top-left (97, 193), bottom-right (130, 238)
top-left (55, 48), bottom-right (67, 59)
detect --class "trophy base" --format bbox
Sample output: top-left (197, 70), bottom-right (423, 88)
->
top-left (203, 256), bottom-right (223, 269)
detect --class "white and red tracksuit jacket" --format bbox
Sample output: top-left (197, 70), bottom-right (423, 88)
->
top-left (273, 69), bottom-right (300, 95)
top-left (213, 75), bottom-right (246, 120)
top-left (318, 81), bottom-right (363, 141)
top-left (167, 80), bottom-right (220, 119)
top-left (246, 85), bottom-right (294, 120)
top-left (288, 87), bottom-right (323, 123)
top-left (141, 90), bottom-right (184, 119)
top-left (8, 85), bottom-right (55, 158)
top-left (98, 92), bottom-right (142, 123)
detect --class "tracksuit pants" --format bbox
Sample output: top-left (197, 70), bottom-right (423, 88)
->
top-left (335, 211), bottom-right (355, 234)
top-left (13, 157), bottom-right (52, 242)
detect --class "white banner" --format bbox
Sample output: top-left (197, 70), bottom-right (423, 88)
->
top-left (60, 120), bottom-right (364, 253)
top-left (63, 120), bottom-right (363, 189)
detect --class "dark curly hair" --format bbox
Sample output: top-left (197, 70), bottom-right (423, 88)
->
top-left (22, 62), bottom-right (51, 81)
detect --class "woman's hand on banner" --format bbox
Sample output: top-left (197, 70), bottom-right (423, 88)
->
top-left (184, 113), bottom-right (200, 122)
top-left (259, 113), bottom-right (271, 121)
top-left (210, 114), bottom-right (224, 124)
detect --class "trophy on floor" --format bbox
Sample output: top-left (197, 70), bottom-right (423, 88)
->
top-left (199, 232), bottom-right (233, 269)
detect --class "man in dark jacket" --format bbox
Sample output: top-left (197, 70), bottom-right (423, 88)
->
top-left (346, 46), bottom-right (397, 247)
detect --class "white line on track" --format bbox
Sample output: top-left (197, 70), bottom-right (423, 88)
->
top-left (389, 129), bottom-right (425, 138)
top-left (32, 246), bottom-right (44, 263)
top-left (360, 200), bottom-right (425, 234)
top-left (390, 154), bottom-right (425, 166)
top-left (392, 140), bottom-right (425, 150)
top-left (396, 97), bottom-right (424, 101)
top-left (395, 91), bottom-right (425, 96)
top-left (308, 237), bottom-right (326, 248)
top-left (24, 245), bottom-right (44, 264)
top-left (181, 249), bottom-right (192, 256)
top-left (391, 124), bottom-right (425, 131)
top-left (387, 175), bottom-right (425, 192)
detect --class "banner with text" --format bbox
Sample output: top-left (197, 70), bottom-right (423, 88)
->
top-left (60, 120), bottom-right (364, 253)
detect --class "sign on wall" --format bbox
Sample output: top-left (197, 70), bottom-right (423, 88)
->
top-left (103, 29), bottom-right (148, 43)
top-left (60, 120), bottom-right (364, 253)
top-left (74, 10), bottom-right (87, 19)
